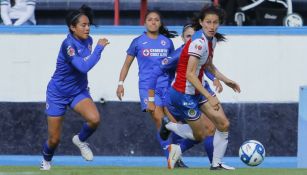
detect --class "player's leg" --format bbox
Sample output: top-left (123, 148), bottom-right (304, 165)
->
top-left (200, 99), bottom-right (235, 170)
top-left (71, 89), bottom-right (100, 161)
top-left (140, 88), bottom-right (171, 165)
top-left (201, 113), bottom-right (215, 164)
top-left (41, 97), bottom-right (66, 170)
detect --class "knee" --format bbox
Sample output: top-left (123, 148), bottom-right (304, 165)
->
top-left (218, 119), bottom-right (229, 132)
top-left (48, 137), bottom-right (60, 147)
top-left (206, 124), bottom-right (216, 136)
top-left (193, 131), bottom-right (207, 141)
top-left (88, 114), bottom-right (101, 128)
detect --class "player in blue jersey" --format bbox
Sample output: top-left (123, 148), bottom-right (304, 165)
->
top-left (116, 10), bottom-right (181, 167)
top-left (40, 5), bottom-right (109, 170)
top-left (147, 24), bottom-right (222, 168)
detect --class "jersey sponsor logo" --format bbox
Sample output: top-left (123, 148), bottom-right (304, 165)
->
top-left (142, 48), bottom-right (168, 57)
top-left (161, 57), bottom-right (170, 65)
top-left (188, 109), bottom-right (197, 117)
top-left (67, 46), bottom-right (75, 57)
top-left (143, 49), bottom-right (150, 56)
top-left (161, 40), bottom-right (166, 46)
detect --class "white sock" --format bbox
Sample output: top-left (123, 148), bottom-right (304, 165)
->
top-left (165, 122), bottom-right (196, 140)
top-left (212, 129), bottom-right (229, 166)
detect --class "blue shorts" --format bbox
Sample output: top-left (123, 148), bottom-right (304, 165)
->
top-left (167, 81), bottom-right (215, 122)
top-left (45, 88), bottom-right (92, 116)
top-left (139, 87), bottom-right (167, 112)
top-left (199, 80), bottom-right (216, 104)
top-left (169, 87), bottom-right (202, 121)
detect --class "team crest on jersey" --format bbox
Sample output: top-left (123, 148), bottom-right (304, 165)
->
top-left (143, 49), bottom-right (150, 56)
top-left (195, 44), bottom-right (202, 50)
top-left (161, 57), bottom-right (170, 65)
top-left (67, 46), bottom-right (75, 57)
top-left (161, 40), bottom-right (166, 46)
top-left (188, 109), bottom-right (197, 117)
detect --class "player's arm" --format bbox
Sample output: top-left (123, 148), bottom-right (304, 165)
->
top-left (116, 54), bottom-right (135, 101)
top-left (186, 56), bottom-right (219, 110)
top-left (0, 1), bottom-right (12, 25)
top-left (71, 38), bottom-right (109, 73)
top-left (204, 69), bottom-right (223, 93)
top-left (207, 63), bottom-right (240, 93)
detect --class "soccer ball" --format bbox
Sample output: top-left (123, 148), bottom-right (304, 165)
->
top-left (239, 140), bottom-right (265, 166)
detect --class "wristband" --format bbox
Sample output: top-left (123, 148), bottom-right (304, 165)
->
top-left (118, 81), bottom-right (124, 86)
top-left (148, 97), bottom-right (155, 102)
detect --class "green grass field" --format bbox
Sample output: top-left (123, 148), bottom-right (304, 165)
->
top-left (1, 166), bottom-right (307, 175)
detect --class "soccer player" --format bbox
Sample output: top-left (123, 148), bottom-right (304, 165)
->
top-left (116, 10), bottom-right (179, 167)
top-left (147, 24), bottom-right (221, 168)
top-left (159, 5), bottom-right (241, 170)
top-left (40, 5), bottom-right (109, 170)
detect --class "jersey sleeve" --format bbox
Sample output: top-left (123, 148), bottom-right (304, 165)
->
top-left (204, 69), bottom-right (216, 81)
top-left (188, 39), bottom-right (206, 59)
top-left (160, 47), bottom-right (182, 72)
top-left (126, 37), bottom-right (138, 57)
top-left (62, 40), bottom-right (104, 73)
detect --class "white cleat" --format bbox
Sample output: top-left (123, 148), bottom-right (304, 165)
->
top-left (210, 163), bottom-right (235, 170)
top-left (72, 135), bottom-right (93, 161)
top-left (40, 160), bottom-right (51, 171)
top-left (167, 144), bottom-right (182, 169)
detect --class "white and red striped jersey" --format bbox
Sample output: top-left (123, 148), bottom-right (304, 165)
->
top-left (172, 30), bottom-right (217, 95)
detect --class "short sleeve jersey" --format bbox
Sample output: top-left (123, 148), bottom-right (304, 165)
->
top-left (172, 30), bottom-right (217, 95)
top-left (127, 33), bottom-right (174, 89)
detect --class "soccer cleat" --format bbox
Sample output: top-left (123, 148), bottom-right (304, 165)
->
top-left (167, 144), bottom-right (182, 169)
top-left (174, 159), bottom-right (189, 168)
top-left (40, 160), bottom-right (51, 170)
top-left (210, 163), bottom-right (235, 170)
top-left (160, 116), bottom-right (171, 140)
top-left (72, 135), bottom-right (93, 161)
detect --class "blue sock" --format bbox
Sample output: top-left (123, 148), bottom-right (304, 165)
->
top-left (171, 132), bottom-right (184, 144)
top-left (42, 141), bottom-right (56, 161)
top-left (156, 132), bottom-right (171, 159)
top-left (179, 139), bottom-right (200, 153)
top-left (78, 123), bottom-right (96, 142)
top-left (203, 136), bottom-right (214, 163)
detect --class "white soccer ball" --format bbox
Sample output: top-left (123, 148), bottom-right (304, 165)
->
top-left (239, 140), bottom-right (265, 166)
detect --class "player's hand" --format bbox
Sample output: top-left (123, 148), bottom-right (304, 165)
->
top-left (116, 85), bottom-right (124, 101)
top-left (213, 79), bottom-right (223, 93)
top-left (225, 80), bottom-right (241, 93)
top-left (98, 38), bottom-right (110, 47)
top-left (208, 96), bottom-right (220, 111)
top-left (146, 101), bottom-right (156, 113)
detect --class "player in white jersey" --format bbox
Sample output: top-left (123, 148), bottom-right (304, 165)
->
top-left (160, 5), bottom-right (241, 170)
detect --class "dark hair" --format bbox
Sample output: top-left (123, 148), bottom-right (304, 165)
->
top-left (144, 10), bottom-right (178, 38)
top-left (10, 0), bottom-right (15, 7)
top-left (181, 23), bottom-right (193, 37)
top-left (191, 5), bottom-right (226, 42)
top-left (65, 4), bottom-right (94, 34)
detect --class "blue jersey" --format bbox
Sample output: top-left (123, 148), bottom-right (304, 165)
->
top-left (148, 44), bottom-right (216, 90)
top-left (48, 34), bottom-right (104, 97)
top-left (127, 33), bottom-right (174, 89)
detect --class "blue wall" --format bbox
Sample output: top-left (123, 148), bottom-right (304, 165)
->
top-left (0, 102), bottom-right (297, 156)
